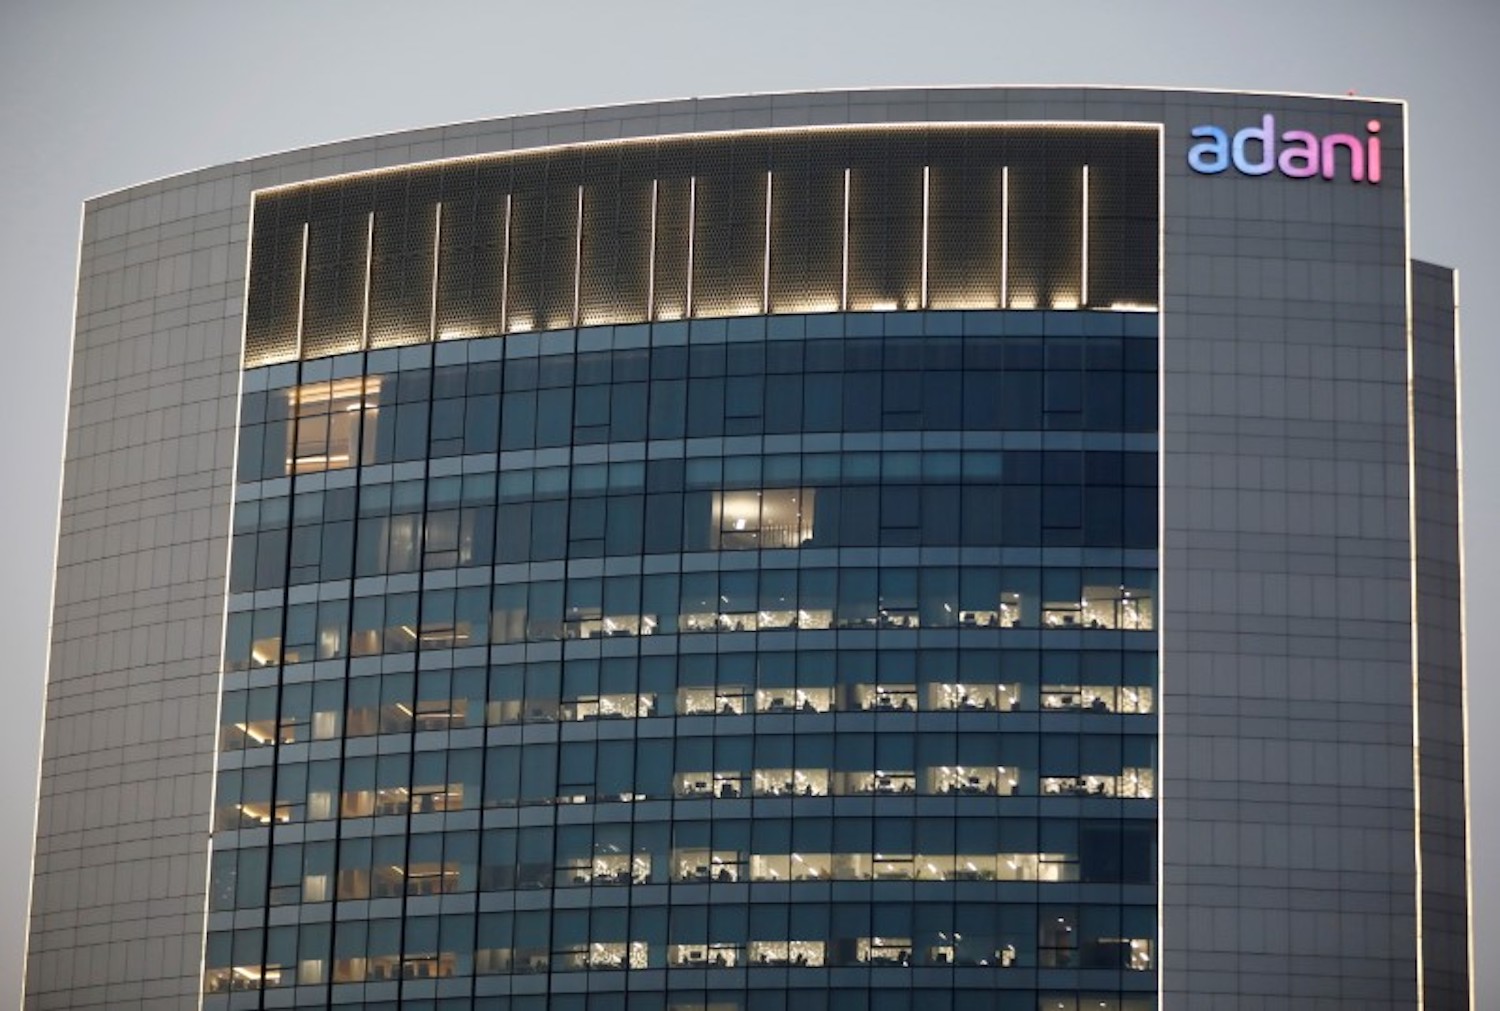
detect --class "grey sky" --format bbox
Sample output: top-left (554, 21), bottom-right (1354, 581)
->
top-left (1, 0), bottom-right (1495, 1004)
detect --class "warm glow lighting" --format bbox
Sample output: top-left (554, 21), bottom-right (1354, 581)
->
top-left (1081, 165), bottom-right (1090, 306)
top-left (780, 299), bottom-right (841, 314)
top-left (686, 175), bottom-right (696, 317)
top-left (1010, 295), bottom-right (1037, 310)
top-left (1001, 166), bottom-right (1010, 308)
top-left (573, 184), bottom-right (584, 327)
top-left (249, 121), bottom-right (1163, 364)
top-left (763, 169), bottom-right (773, 313)
top-left (648, 178), bottom-right (658, 318)
top-left (429, 202), bottom-right (442, 341)
top-left (841, 168), bottom-right (851, 311)
top-left (234, 723), bottom-right (272, 745)
top-left (361, 211), bottom-right (374, 349)
top-left (294, 221), bottom-right (309, 358)
top-left (501, 193), bottom-right (512, 333)
top-left (921, 165), bottom-right (930, 309)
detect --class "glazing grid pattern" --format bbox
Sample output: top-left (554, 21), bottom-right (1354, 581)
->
top-left (207, 309), bottom-right (1160, 1011)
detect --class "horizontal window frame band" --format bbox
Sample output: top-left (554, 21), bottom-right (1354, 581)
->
top-left (227, 551), bottom-right (1158, 608)
top-left (241, 306), bottom-right (1161, 398)
top-left (231, 435), bottom-right (1162, 507)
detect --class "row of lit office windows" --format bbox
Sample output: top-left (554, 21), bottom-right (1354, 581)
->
top-left (219, 765), bottom-right (1155, 828)
top-left (206, 901), bottom-right (1154, 992)
top-left (212, 817), bottom-right (1151, 909)
top-left (226, 567), bottom-right (1155, 670)
top-left (222, 677), bottom-right (1153, 751)
top-left (214, 733), bottom-right (1155, 830)
top-left (204, 991), bottom-right (1153, 1011)
top-left (203, 991), bottom-right (1155, 1011)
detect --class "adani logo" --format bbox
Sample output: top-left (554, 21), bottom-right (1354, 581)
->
top-left (1188, 114), bottom-right (1382, 183)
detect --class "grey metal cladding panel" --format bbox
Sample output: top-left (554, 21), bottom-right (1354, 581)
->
top-left (1161, 99), bottom-right (1420, 1008)
top-left (1410, 260), bottom-right (1471, 1009)
top-left (25, 163), bottom-right (250, 1010)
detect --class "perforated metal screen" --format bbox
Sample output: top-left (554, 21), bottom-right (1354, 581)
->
top-left (245, 125), bottom-right (1159, 366)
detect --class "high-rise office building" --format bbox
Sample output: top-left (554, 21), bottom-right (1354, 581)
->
top-left (24, 87), bottom-right (1471, 1011)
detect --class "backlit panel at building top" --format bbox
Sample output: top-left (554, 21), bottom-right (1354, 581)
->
top-left (244, 126), bottom-right (1160, 366)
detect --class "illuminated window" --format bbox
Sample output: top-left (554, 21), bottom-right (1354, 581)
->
top-left (712, 488), bottom-right (816, 549)
top-left (668, 942), bottom-right (741, 968)
top-left (747, 940), bottom-right (825, 966)
top-left (926, 681), bottom-right (1021, 712)
top-left (671, 848), bottom-right (742, 883)
top-left (924, 764), bottom-right (1018, 797)
top-left (755, 686), bottom-right (833, 713)
top-left (856, 936), bottom-right (913, 966)
top-left (287, 377), bottom-right (380, 475)
top-left (849, 683), bottom-right (918, 712)
top-left (678, 686), bottom-right (749, 716)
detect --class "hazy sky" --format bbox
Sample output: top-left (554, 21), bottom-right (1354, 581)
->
top-left (2, 1), bottom-right (1495, 1005)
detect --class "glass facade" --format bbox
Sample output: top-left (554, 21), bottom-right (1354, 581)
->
top-left (207, 121), bottom-right (1160, 1011)
top-left (209, 306), bottom-right (1159, 1011)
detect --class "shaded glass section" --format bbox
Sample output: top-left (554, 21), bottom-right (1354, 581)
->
top-left (212, 308), bottom-right (1159, 1011)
